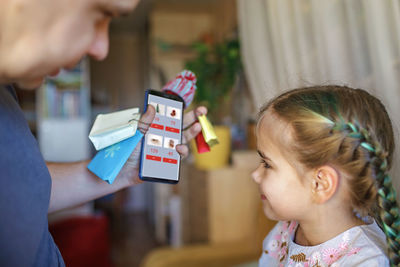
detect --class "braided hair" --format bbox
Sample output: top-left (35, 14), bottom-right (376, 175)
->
top-left (259, 85), bottom-right (400, 266)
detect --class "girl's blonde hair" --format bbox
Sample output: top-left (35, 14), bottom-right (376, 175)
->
top-left (258, 85), bottom-right (399, 266)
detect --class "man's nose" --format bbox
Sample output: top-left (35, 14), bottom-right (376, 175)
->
top-left (87, 19), bottom-right (110, 61)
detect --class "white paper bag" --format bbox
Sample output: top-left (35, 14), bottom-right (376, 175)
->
top-left (89, 107), bottom-right (140, 150)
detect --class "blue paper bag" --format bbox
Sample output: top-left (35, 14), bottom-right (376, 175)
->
top-left (87, 131), bottom-right (144, 184)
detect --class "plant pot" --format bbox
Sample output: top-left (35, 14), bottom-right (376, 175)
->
top-left (190, 125), bottom-right (231, 170)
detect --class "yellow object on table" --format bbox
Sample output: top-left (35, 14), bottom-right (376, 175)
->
top-left (191, 125), bottom-right (231, 170)
top-left (198, 115), bottom-right (219, 147)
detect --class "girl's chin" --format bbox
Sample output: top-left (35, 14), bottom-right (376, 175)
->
top-left (262, 205), bottom-right (284, 221)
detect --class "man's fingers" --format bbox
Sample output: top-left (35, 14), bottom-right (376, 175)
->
top-left (138, 105), bottom-right (155, 134)
top-left (183, 106), bottom-right (207, 129)
top-left (182, 122), bottom-right (202, 144)
top-left (176, 144), bottom-right (189, 159)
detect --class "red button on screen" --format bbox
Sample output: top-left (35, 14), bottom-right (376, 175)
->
top-left (165, 126), bottom-right (180, 134)
top-left (151, 123), bottom-right (164, 130)
top-left (146, 155), bottom-right (161, 161)
top-left (163, 157), bottom-right (178, 164)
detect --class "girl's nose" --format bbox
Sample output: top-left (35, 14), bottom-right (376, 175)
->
top-left (88, 18), bottom-right (110, 61)
top-left (251, 165), bottom-right (262, 184)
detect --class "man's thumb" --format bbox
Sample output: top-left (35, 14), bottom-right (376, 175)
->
top-left (138, 104), bottom-right (155, 134)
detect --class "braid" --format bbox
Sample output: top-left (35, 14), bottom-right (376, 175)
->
top-left (336, 121), bottom-right (400, 266)
top-left (265, 85), bottom-right (400, 265)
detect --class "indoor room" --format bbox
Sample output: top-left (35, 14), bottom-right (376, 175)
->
top-left (5, 0), bottom-right (400, 267)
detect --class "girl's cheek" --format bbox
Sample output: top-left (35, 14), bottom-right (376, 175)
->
top-left (260, 172), bottom-right (273, 191)
top-left (260, 177), bottom-right (269, 189)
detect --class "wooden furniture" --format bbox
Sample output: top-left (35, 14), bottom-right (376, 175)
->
top-left (140, 151), bottom-right (277, 267)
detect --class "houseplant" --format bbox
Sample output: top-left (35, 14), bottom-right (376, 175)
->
top-left (185, 38), bottom-right (241, 122)
top-left (185, 37), bottom-right (242, 169)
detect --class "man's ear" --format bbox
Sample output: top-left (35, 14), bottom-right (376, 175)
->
top-left (311, 165), bottom-right (339, 204)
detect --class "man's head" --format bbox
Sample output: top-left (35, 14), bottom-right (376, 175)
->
top-left (0, 0), bottom-right (140, 89)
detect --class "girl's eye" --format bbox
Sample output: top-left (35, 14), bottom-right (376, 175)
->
top-left (261, 160), bottom-right (271, 169)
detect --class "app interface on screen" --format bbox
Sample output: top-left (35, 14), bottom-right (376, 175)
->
top-left (142, 94), bottom-right (183, 181)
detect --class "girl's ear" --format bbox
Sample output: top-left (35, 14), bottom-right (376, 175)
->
top-left (311, 165), bottom-right (339, 204)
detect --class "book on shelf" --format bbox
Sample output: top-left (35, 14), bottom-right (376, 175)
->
top-left (39, 60), bottom-right (89, 119)
top-left (43, 83), bottom-right (85, 118)
top-left (37, 59), bottom-right (91, 162)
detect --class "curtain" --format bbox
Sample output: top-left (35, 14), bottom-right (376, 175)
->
top-left (237, 0), bottom-right (400, 195)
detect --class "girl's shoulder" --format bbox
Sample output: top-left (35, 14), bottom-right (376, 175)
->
top-left (346, 220), bottom-right (389, 265)
top-left (259, 220), bottom-right (389, 267)
top-left (289, 220), bottom-right (388, 266)
top-left (262, 220), bottom-right (298, 251)
top-left (259, 221), bottom-right (297, 266)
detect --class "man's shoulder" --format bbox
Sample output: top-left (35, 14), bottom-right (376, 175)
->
top-left (0, 85), bottom-right (63, 267)
top-left (0, 84), bottom-right (18, 102)
top-left (0, 84), bottom-right (21, 121)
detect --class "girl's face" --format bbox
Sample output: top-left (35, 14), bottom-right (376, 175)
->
top-left (252, 110), bottom-right (314, 221)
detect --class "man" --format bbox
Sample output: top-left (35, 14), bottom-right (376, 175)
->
top-left (0, 0), bottom-right (205, 265)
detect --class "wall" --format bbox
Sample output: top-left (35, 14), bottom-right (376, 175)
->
top-left (90, 0), bottom-right (151, 113)
top-left (148, 0), bottom-right (240, 245)
top-left (90, 34), bottom-right (148, 111)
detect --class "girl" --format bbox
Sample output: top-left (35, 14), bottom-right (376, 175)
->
top-left (252, 86), bottom-right (400, 266)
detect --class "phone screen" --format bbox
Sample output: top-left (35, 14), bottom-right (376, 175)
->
top-left (139, 90), bottom-right (184, 183)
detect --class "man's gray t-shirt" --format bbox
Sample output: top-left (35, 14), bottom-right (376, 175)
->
top-left (0, 85), bottom-right (65, 266)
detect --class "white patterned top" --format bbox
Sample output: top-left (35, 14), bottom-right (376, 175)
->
top-left (259, 220), bottom-right (389, 267)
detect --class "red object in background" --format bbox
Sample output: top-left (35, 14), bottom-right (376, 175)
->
top-left (162, 70), bottom-right (197, 108)
top-left (49, 215), bottom-right (112, 267)
top-left (195, 132), bottom-right (211, 153)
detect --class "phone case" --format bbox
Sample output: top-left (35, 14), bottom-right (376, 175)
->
top-left (139, 89), bottom-right (184, 184)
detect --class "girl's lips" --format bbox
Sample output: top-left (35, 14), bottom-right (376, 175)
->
top-left (261, 194), bottom-right (267, 200)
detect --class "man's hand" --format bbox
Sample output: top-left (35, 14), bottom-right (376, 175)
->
top-left (176, 106), bottom-right (207, 157)
top-left (119, 105), bottom-right (207, 186)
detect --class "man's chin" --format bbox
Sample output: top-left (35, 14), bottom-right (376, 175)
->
top-left (15, 77), bottom-right (45, 90)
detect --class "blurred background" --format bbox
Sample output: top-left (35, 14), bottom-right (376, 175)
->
top-left (16, 0), bottom-right (400, 266)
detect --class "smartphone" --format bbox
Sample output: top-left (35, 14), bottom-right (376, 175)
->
top-left (139, 89), bottom-right (184, 184)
